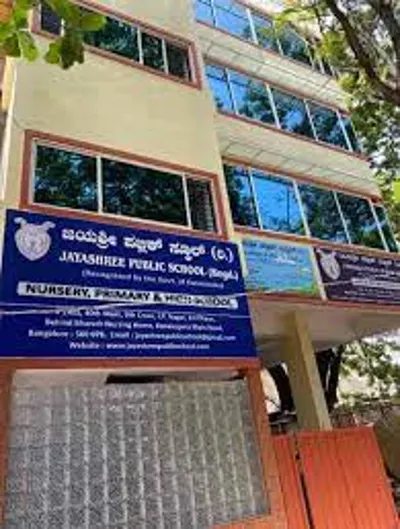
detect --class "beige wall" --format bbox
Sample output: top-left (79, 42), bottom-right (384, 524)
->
top-left (0, 39), bottom-right (231, 215)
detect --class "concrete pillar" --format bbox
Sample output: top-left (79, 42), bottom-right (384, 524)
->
top-left (281, 311), bottom-right (332, 431)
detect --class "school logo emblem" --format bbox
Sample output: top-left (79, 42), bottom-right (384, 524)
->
top-left (14, 217), bottom-right (55, 261)
top-left (318, 250), bottom-right (341, 281)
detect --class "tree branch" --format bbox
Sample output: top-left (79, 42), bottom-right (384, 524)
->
top-left (324, 0), bottom-right (400, 105)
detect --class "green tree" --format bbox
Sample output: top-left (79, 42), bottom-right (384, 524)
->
top-left (0, 0), bottom-right (105, 68)
top-left (339, 336), bottom-right (400, 409)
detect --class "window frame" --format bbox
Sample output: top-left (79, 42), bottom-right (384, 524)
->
top-left (223, 159), bottom-right (397, 254)
top-left (26, 134), bottom-right (222, 237)
top-left (36, 0), bottom-right (200, 88)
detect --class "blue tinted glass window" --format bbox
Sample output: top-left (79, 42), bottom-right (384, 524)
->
top-left (205, 64), bottom-right (234, 112)
top-left (251, 12), bottom-right (279, 52)
top-left (337, 193), bottom-right (384, 249)
top-left (271, 88), bottom-right (314, 138)
top-left (374, 205), bottom-right (398, 253)
top-left (253, 171), bottom-right (305, 234)
top-left (308, 103), bottom-right (348, 149)
top-left (229, 71), bottom-right (276, 124)
top-left (278, 27), bottom-right (311, 66)
top-left (223, 164), bottom-right (259, 227)
top-left (299, 184), bottom-right (348, 243)
top-left (214, 0), bottom-right (252, 41)
top-left (340, 114), bottom-right (361, 152)
top-left (195, 0), bottom-right (215, 24)
top-left (40, 1), bottom-right (61, 35)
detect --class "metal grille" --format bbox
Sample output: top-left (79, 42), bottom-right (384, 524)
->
top-left (4, 379), bottom-right (268, 529)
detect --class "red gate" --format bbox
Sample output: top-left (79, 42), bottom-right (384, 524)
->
top-left (274, 427), bottom-right (399, 529)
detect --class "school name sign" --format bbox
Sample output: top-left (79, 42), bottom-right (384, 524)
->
top-left (0, 210), bottom-right (256, 358)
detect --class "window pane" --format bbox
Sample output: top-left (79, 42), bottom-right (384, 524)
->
top-left (308, 103), bottom-right (348, 149)
top-left (34, 144), bottom-right (97, 212)
top-left (271, 88), bottom-right (314, 138)
top-left (195, 0), bottom-right (215, 24)
top-left (166, 43), bottom-right (191, 80)
top-left (102, 159), bottom-right (187, 226)
top-left (142, 32), bottom-right (165, 71)
top-left (340, 114), bottom-right (361, 152)
top-left (223, 164), bottom-right (259, 227)
top-left (298, 184), bottom-right (347, 243)
top-left (83, 16), bottom-right (140, 61)
top-left (214, 0), bottom-right (252, 41)
top-left (278, 27), bottom-right (311, 66)
top-left (374, 205), bottom-right (398, 253)
top-left (337, 193), bottom-right (384, 249)
top-left (187, 179), bottom-right (216, 232)
top-left (251, 13), bottom-right (279, 52)
top-left (230, 71), bottom-right (275, 124)
top-left (253, 171), bottom-right (305, 234)
top-left (40, 2), bottom-right (61, 35)
top-left (205, 64), bottom-right (234, 112)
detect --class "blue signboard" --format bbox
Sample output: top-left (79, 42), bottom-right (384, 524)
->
top-left (242, 238), bottom-right (320, 297)
top-left (0, 210), bottom-right (256, 358)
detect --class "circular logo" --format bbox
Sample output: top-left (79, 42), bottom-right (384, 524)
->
top-left (14, 218), bottom-right (55, 261)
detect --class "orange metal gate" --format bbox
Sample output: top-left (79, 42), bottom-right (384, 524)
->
top-left (274, 427), bottom-right (399, 529)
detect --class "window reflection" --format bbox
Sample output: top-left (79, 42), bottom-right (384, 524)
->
top-left (214, 0), bottom-right (252, 41)
top-left (223, 164), bottom-right (259, 227)
top-left (272, 88), bottom-right (314, 138)
top-left (187, 179), bottom-right (216, 232)
top-left (253, 171), bottom-right (305, 235)
top-left (166, 43), bottom-right (191, 80)
top-left (34, 145), bottom-right (98, 212)
top-left (340, 114), bottom-right (360, 152)
top-left (252, 13), bottom-right (279, 52)
top-left (337, 193), bottom-right (384, 249)
top-left (205, 65), bottom-right (235, 111)
top-left (83, 16), bottom-right (140, 61)
top-left (229, 71), bottom-right (276, 124)
top-left (142, 32), bottom-right (165, 71)
top-left (196, 0), bottom-right (215, 24)
top-left (298, 184), bottom-right (348, 242)
top-left (374, 205), bottom-right (398, 253)
top-left (278, 27), bottom-right (311, 65)
top-left (308, 103), bottom-right (348, 149)
top-left (40, 1), bottom-right (61, 35)
top-left (102, 159), bottom-right (187, 226)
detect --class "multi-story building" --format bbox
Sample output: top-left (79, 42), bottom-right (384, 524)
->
top-left (0, 0), bottom-right (399, 528)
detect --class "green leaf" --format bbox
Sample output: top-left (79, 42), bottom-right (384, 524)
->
top-left (13, 6), bottom-right (29, 30)
top-left (79, 11), bottom-right (105, 32)
top-left (44, 38), bottom-right (62, 64)
top-left (59, 28), bottom-right (84, 69)
top-left (0, 22), bottom-right (14, 43)
top-left (18, 30), bottom-right (39, 61)
top-left (3, 33), bottom-right (21, 56)
top-left (15, 0), bottom-right (36, 10)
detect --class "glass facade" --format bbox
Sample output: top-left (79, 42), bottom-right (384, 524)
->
top-left (206, 63), bottom-right (360, 152)
top-left (223, 163), bottom-right (397, 252)
top-left (194, 0), bottom-right (333, 76)
top-left (40, 4), bottom-right (192, 82)
top-left (33, 142), bottom-right (217, 232)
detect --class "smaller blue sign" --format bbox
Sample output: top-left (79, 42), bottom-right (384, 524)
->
top-left (243, 238), bottom-right (320, 297)
top-left (0, 209), bottom-right (257, 358)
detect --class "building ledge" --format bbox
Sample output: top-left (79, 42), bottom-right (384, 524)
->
top-left (196, 21), bottom-right (346, 110)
